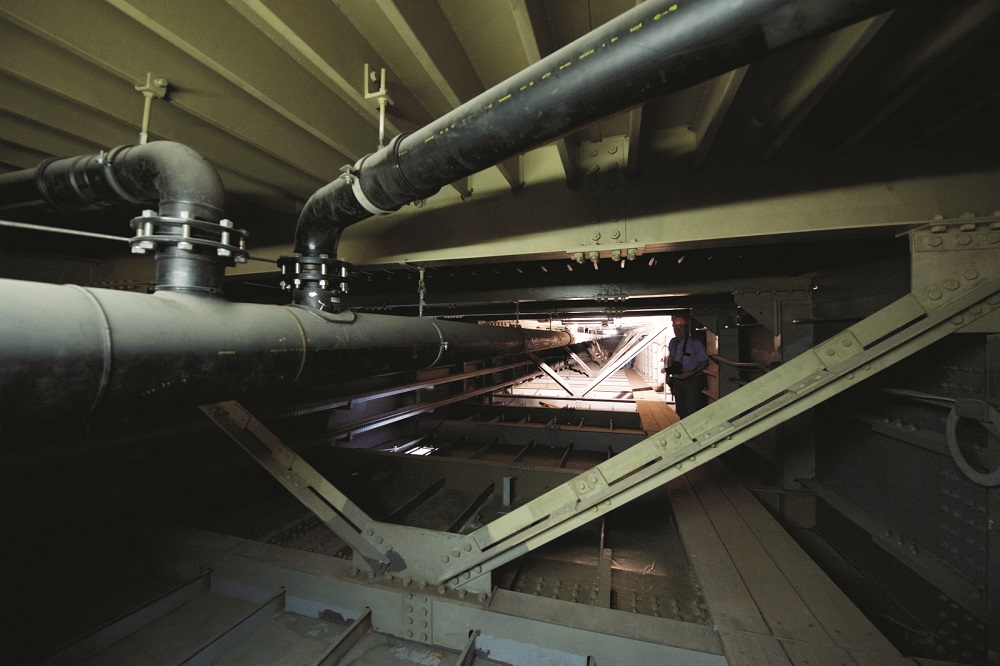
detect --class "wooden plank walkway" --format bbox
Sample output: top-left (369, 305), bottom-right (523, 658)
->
top-left (623, 368), bottom-right (679, 435)
top-left (668, 459), bottom-right (911, 665)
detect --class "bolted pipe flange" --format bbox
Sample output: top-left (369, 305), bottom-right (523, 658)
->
top-left (128, 211), bottom-right (249, 265)
top-left (278, 253), bottom-right (353, 312)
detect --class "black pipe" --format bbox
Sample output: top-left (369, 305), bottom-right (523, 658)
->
top-left (0, 141), bottom-right (234, 293)
top-left (289, 0), bottom-right (905, 278)
top-left (0, 278), bottom-right (575, 423)
top-left (0, 142), bottom-right (224, 221)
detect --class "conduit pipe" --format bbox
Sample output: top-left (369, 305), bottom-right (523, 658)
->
top-left (287, 0), bottom-right (906, 307)
top-left (0, 141), bottom-right (238, 294)
top-left (0, 278), bottom-right (573, 424)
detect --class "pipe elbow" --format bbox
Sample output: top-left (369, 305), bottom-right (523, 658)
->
top-left (111, 141), bottom-right (225, 222)
top-left (293, 177), bottom-right (368, 255)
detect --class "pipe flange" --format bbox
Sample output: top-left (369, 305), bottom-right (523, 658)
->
top-left (129, 211), bottom-right (249, 265)
top-left (945, 399), bottom-right (1000, 487)
top-left (278, 254), bottom-right (353, 312)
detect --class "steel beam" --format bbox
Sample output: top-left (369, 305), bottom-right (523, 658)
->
top-left (208, 220), bottom-right (1000, 599)
top-left (578, 325), bottom-right (668, 397)
top-left (527, 353), bottom-right (576, 396)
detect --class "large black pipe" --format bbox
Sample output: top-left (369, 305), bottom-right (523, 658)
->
top-left (0, 278), bottom-right (574, 424)
top-left (0, 141), bottom-right (230, 293)
top-left (291, 0), bottom-right (905, 264)
top-left (0, 141), bottom-right (224, 221)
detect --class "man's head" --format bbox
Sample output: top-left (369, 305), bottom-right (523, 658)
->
top-left (671, 316), bottom-right (688, 336)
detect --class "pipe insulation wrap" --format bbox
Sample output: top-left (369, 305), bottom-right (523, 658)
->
top-left (293, 0), bottom-right (904, 256)
top-left (0, 279), bottom-right (571, 423)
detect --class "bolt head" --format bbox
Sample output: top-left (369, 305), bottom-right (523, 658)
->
top-left (177, 241), bottom-right (194, 251)
top-left (217, 248), bottom-right (232, 257)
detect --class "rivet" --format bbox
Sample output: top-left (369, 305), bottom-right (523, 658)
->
top-left (927, 288), bottom-right (942, 301)
top-left (419, 581), bottom-right (427, 590)
top-left (473, 566), bottom-right (482, 574)
top-left (926, 236), bottom-right (943, 247)
top-left (420, 632), bottom-right (428, 641)
top-left (950, 315), bottom-right (965, 325)
top-left (986, 231), bottom-right (1000, 243)
top-left (406, 605), bottom-right (413, 612)
top-left (452, 548), bottom-right (461, 558)
top-left (365, 528), bottom-right (374, 536)
top-left (944, 279), bottom-right (960, 290)
top-left (463, 543), bottom-right (472, 552)
top-left (589, 474), bottom-right (598, 484)
top-left (846, 373), bottom-right (855, 380)
top-left (989, 295), bottom-right (1000, 305)
top-left (957, 234), bottom-right (972, 245)
top-left (577, 482), bottom-right (587, 491)
top-left (825, 348), bottom-right (836, 357)
top-left (442, 555), bottom-right (450, 563)
top-left (405, 617), bottom-right (413, 625)
top-left (404, 578), bottom-right (412, 586)
top-left (673, 432), bottom-right (682, 439)
top-left (406, 630), bottom-right (414, 638)
top-left (479, 593), bottom-right (488, 602)
top-left (970, 305), bottom-right (982, 315)
top-left (964, 269), bottom-right (979, 280)
top-left (841, 339), bottom-right (852, 347)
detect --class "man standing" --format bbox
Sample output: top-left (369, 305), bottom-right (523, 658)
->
top-left (664, 315), bottom-right (709, 418)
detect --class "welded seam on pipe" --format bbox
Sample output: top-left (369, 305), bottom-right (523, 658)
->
top-left (426, 319), bottom-right (449, 368)
top-left (100, 148), bottom-right (147, 204)
top-left (67, 285), bottom-right (114, 419)
top-left (280, 306), bottom-right (311, 385)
